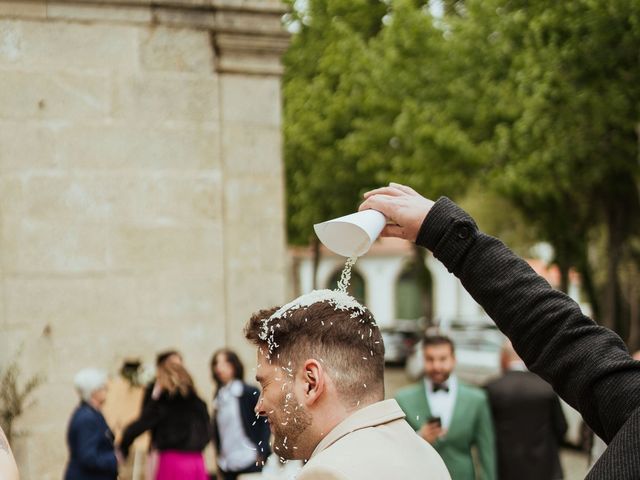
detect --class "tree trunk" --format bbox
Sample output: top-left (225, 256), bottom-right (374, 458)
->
top-left (577, 254), bottom-right (600, 323)
top-left (558, 261), bottom-right (570, 294)
top-left (603, 204), bottom-right (625, 332)
top-left (626, 272), bottom-right (640, 352)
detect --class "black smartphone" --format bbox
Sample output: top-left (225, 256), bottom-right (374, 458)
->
top-left (427, 416), bottom-right (441, 427)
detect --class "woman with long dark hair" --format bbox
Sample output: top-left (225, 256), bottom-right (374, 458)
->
top-left (210, 349), bottom-right (270, 480)
top-left (119, 359), bottom-right (210, 480)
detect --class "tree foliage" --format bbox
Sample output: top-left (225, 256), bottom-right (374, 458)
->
top-left (282, 0), bottom-right (640, 345)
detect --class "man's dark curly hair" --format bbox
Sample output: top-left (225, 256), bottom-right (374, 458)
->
top-left (245, 300), bottom-right (386, 405)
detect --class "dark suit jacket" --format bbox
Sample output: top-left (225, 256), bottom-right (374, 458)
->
top-left (64, 402), bottom-right (118, 480)
top-left (486, 370), bottom-right (567, 480)
top-left (211, 382), bottom-right (271, 461)
top-left (417, 197), bottom-right (640, 479)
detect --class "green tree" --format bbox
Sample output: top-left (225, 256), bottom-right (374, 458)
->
top-left (282, 0), bottom-right (640, 345)
top-left (283, 0), bottom-right (389, 248)
top-left (434, 0), bottom-right (640, 338)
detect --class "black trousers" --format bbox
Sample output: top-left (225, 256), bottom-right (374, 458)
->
top-left (216, 463), bottom-right (262, 480)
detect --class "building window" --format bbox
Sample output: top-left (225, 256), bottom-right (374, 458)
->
top-left (327, 268), bottom-right (366, 305)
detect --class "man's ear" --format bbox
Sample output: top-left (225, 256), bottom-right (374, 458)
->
top-left (301, 359), bottom-right (325, 406)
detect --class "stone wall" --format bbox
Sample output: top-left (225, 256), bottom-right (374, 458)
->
top-left (0, 1), bottom-right (288, 478)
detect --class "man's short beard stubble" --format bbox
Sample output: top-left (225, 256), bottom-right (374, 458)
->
top-left (270, 389), bottom-right (313, 461)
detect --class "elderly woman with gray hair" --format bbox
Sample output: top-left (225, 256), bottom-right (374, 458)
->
top-left (64, 368), bottom-right (118, 480)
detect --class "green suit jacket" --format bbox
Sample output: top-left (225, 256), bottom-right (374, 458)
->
top-left (396, 381), bottom-right (496, 480)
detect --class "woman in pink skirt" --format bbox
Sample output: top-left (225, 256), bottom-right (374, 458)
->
top-left (119, 359), bottom-right (210, 480)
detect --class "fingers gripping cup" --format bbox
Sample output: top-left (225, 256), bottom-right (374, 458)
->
top-left (313, 210), bottom-right (387, 257)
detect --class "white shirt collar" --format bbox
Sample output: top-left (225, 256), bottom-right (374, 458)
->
top-left (221, 379), bottom-right (244, 397)
top-left (424, 375), bottom-right (457, 394)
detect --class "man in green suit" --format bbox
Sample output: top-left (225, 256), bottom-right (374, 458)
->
top-left (396, 334), bottom-right (496, 480)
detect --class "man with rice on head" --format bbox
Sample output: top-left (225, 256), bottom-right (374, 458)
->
top-left (244, 289), bottom-right (451, 480)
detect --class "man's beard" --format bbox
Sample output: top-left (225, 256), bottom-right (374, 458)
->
top-left (269, 391), bottom-right (313, 460)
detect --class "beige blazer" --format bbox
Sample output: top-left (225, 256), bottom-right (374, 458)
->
top-left (299, 399), bottom-right (451, 480)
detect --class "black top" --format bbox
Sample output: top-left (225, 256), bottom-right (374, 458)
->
top-left (120, 389), bottom-right (210, 458)
top-left (417, 197), bottom-right (640, 479)
top-left (486, 370), bottom-right (567, 480)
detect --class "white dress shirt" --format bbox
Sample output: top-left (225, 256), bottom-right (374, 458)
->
top-left (424, 375), bottom-right (458, 430)
top-left (215, 380), bottom-right (257, 472)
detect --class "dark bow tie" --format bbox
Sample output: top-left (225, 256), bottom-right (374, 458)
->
top-left (432, 383), bottom-right (449, 393)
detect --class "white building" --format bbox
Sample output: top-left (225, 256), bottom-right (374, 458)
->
top-left (292, 237), bottom-right (585, 332)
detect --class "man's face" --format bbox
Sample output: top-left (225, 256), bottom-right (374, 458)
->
top-left (423, 343), bottom-right (456, 385)
top-left (91, 385), bottom-right (108, 409)
top-left (255, 349), bottom-right (313, 460)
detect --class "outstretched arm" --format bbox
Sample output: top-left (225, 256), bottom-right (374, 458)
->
top-left (0, 426), bottom-right (19, 480)
top-left (119, 399), bottom-right (163, 458)
top-left (360, 184), bottom-right (640, 443)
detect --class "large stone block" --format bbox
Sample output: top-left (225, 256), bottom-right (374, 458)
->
top-left (47, 3), bottom-right (152, 24)
top-left (220, 75), bottom-right (281, 127)
top-left (110, 224), bottom-right (223, 273)
top-left (224, 270), bottom-right (286, 335)
top-left (113, 74), bottom-right (219, 125)
top-left (226, 271), bottom-right (284, 311)
top-left (256, 221), bottom-right (287, 272)
top-left (223, 222), bottom-right (262, 271)
top-left (0, 122), bottom-right (57, 172)
top-left (4, 276), bottom-right (138, 328)
top-left (0, 2), bottom-right (46, 18)
top-left (14, 421), bottom-right (68, 480)
top-left (224, 176), bottom-right (283, 223)
top-left (134, 273), bottom-right (224, 322)
top-left (13, 383), bottom-right (73, 433)
top-left (16, 173), bottom-right (120, 223)
top-left (4, 171), bottom-right (223, 227)
top-left (56, 124), bottom-right (220, 171)
top-left (139, 26), bottom-right (215, 73)
top-left (2, 219), bottom-right (111, 274)
top-left (128, 173), bottom-right (224, 226)
top-left (0, 70), bottom-right (110, 120)
top-left (150, 5), bottom-right (215, 30)
top-left (221, 125), bottom-right (282, 176)
top-left (0, 19), bottom-right (138, 71)
top-left (0, 20), bottom-right (21, 62)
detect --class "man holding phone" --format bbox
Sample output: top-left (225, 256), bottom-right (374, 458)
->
top-left (396, 334), bottom-right (496, 480)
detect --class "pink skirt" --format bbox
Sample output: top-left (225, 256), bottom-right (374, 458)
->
top-left (155, 451), bottom-right (208, 480)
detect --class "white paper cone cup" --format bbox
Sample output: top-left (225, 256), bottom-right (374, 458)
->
top-left (313, 210), bottom-right (387, 257)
